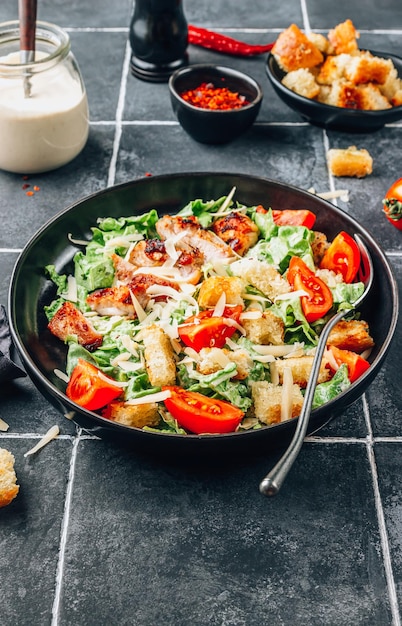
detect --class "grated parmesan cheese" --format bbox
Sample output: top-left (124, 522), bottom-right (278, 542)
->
top-left (308, 187), bottom-right (349, 203)
top-left (0, 418), bottom-right (9, 432)
top-left (240, 310), bottom-right (262, 320)
top-left (24, 425), bottom-right (60, 457)
top-left (59, 275), bottom-right (78, 302)
top-left (104, 234), bottom-right (143, 250)
top-left (130, 291), bottom-right (147, 322)
top-left (253, 343), bottom-right (304, 357)
top-left (275, 289), bottom-right (309, 302)
top-left (270, 361), bottom-right (279, 385)
top-left (212, 292), bottom-right (227, 317)
top-left (281, 367), bottom-right (294, 422)
top-left (126, 390), bottom-right (172, 405)
top-left (54, 368), bottom-right (70, 383)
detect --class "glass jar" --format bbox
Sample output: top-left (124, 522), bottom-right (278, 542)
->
top-left (0, 20), bottom-right (89, 174)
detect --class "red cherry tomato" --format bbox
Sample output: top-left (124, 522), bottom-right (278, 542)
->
top-left (287, 256), bottom-right (333, 323)
top-left (178, 305), bottom-right (243, 352)
top-left (383, 178), bottom-right (402, 230)
top-left (272, 209), bottom-right (316, 229)
top-left (66, 358), bottom-right (122, 410)
top-left (162, 386), bottom-right (244, 434)
top-left (319, 231), bottom-right (361, 283)
top-left (255, 205), bottom-right (316, 229)
top-left (328, 346), bottom-right (370, 383)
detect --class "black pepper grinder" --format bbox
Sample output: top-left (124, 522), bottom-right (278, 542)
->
top-left (129, 0), bottom-right (188, 82)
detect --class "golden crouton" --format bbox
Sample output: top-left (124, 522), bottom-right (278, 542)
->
top-left (197, 275), bottom-right (245, 308)
top-left (328, 19), bottom-right (359, 55)
top-left (282, 68), bottom-right (321, 99)
top-left (327, 146), bottom-right (373, 178)
top-left (272, 23), bottom-right (324, 72)
top-left (197, 347), bottom-right (253, 380)
top-left (321, 80), bottom-right (392, 110)
top-left (242, 309), bottom-right (285, 345)
top-left (327, 319), bottom-right (374, 353)
top-left (344, 52), bottom-right (393, 85)
top-left (391, 89), bottom-right (402, 107)
top-left (137, 324), bottom-right (176, 387)
top-left (0, 448), bottom-right (19, 508)
top-left (273, 355), bottom-right (331, 388)
top-left (102, 401), bottom-right (160, 428)
top-left (379, 67), bottom-right (402, 105)
top-left (316, 53), bottom-right (352, 85)
top-left (231, 258), bottom-right (291, 301)
top-left (307, 32), bottom-right (334, 55)
top-left (251, 381), bottom-right (304, 425)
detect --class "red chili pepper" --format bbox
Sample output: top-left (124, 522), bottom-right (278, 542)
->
top-left (188, 24), bottom-right (274, 56)
top-left (180, 82), bottom-right (249, 110)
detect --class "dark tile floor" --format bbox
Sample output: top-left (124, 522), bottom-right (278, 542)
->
top-left (1, 1), bottom-right (402, 625)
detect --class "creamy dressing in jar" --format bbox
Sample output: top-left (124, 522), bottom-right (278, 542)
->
top-left (0, 22), bottom-right (89, 174)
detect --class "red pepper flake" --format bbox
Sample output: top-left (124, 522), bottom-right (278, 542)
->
top-left (22, 175), bottom-right (29, 180)
top-left (145, 172), bottom-right (152, 177)
top-left (22, 183), bottom-right (30, 190)
top-left (33, 185), bottom-right (40, 192)
top-left (180, 82), bottom-right (250, 110)
top-left (26, 190), bottom-right (34, 197)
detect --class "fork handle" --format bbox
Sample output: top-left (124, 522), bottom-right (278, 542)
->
top-left (259, 308), bottom-right (347, 496)
top-left (19, 0), bottom-right (37, 52)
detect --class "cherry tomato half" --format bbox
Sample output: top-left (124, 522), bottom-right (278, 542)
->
top-left (162, 386), bottom-right (244, 434)
top-left (66, 358), bottom-right (122, 410)
top-left (287, 256), bottom-right (333, 323)
top-left (272, 209), bottom-right (316, 229)
top-left (255, 205), bottom-right (316, 229)
top-left (178, 305), bottom-right (243, 352)
top-left (383, 178), bottom-right (402, 230)
top-left (329, 346), bottom-right (370, 383)
top-left (319, 231), bottom-right (361, 283)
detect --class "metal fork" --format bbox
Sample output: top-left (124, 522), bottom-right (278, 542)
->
top-left (259, 234), bottom-right (373, 497)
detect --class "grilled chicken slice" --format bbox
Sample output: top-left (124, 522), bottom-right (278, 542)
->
top-left (128, 274), bottom-right (179, 307)
top-left (87, 284), bottom-right (135, 317)
top-left (48, 301), bottom-right (103, 351)
top-left (128, 239), bottom-right (168, 267)
top-left (112, 241), bottom-right (203, 286)
top-left (212, 211), bottom-right (259, 256)
top-left (155, 214), bottom-right (237, 263)
top-left (86, 274), bottom-right (179, 317)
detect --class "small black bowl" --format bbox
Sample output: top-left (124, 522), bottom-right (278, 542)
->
top-left (169, 64), bottom-right (263, 143)
top-left (266, 50), bottom-right (402, 132)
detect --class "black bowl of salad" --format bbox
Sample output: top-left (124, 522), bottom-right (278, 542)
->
top-left (8, 172), bottom-right (398, 458)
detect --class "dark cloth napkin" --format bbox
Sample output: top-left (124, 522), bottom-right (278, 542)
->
top-left (0, 305), bottom-right (26, 383)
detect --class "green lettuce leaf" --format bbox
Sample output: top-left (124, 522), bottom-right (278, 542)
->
top-left (312, 364), bottom-right (351, 409)
top-left (247, 224), bottom-right (314, 273)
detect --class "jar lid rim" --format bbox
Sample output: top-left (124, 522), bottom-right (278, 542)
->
top-left (0, 20), bottom-right (70, 70)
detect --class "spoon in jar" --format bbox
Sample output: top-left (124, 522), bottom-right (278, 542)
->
top-left (19, 0), bottom-right (37, 97)
top-left (259, 234), bottom-right (373, 497)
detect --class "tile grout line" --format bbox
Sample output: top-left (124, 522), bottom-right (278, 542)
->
top-left (62, 26), bottom-right (402, 36)
top-left (322, 129), bottom-right (339, 204)
top-left (107, 39), bottom-right (132, 189)
top-left (51, 431), bottom-right (81, 626)
top-left (363, 393), bottom-right (401, 625)
top-left (300, 0), bottom-right (311, 34)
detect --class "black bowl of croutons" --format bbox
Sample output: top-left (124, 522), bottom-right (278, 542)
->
top-left (266, 20), bottom-right (402, 132)
top-left (9, 172), bottom-right (398, 459)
